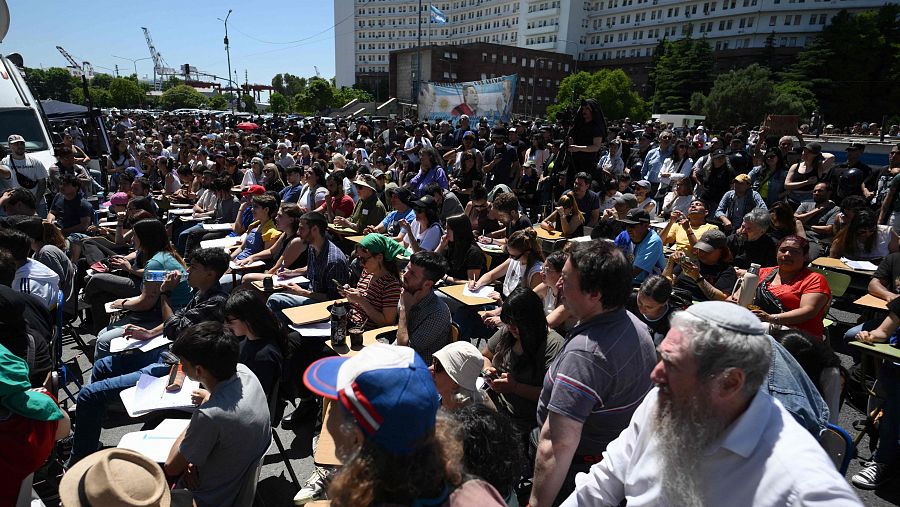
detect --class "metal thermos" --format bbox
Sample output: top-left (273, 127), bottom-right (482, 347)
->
top-left (330, 302), bottom-right (348, 347)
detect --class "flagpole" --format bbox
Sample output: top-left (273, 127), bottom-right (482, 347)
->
top-left (416, 0), bottom-right (422, 104)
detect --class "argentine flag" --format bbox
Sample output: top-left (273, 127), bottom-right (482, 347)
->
top-left (430, 5), bottom-right (447, 24)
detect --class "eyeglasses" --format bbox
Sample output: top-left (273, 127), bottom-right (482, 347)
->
top-left (507, 248), bottom-right (530, 260)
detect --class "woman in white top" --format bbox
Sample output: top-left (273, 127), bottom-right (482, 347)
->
top-left (657, 139), bottom-right (694, 199)
top-left (298, 163), bottom-right (327, 213)
top-left (597, 139), bottom-right (625, 177)
top-left (661, 174), bottom-right (694, 218)
top-left (830, 209), bottom-right (899, 262)
top-left (528, 251), bottom-right (573, 332)
top-left (523, 135), bottom-right (550, 177)
top-left (240, 157), bottom-right (264, 188)
top-left (399, 195), bottom-right (443, 253)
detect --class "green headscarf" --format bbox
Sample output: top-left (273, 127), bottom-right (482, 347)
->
top-left (0, 344), bottom-right (63, 421)
top-left (359, 234), bottom-right (407, 262)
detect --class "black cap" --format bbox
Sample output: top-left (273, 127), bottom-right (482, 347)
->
top-left (711, 148), bottom-right (727, 157)
top-left (803, 142), bottom-right (823, 155)
top-left (387, 186), bottom-right (414, 205)
top-left (846, 142), bottom-right (866, 151)
top-left (617, 208), bottom-right (651, 225)
top-left (694, 229), bottom-right (728, 252)
top-left (411, 194), bottom-right (437, 210)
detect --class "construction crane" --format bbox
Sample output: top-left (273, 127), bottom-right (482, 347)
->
top-left (141, 26), bottom-right (175, 91)
top-left (314, 65), bottom-right (321, 78)
top-left (55, 45), bottom-right (96, 113)
top-left (56, 46), bottom-right (93, 79)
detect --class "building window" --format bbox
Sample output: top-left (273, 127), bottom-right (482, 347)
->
top-left (769, 15), bottom-right (776, 26)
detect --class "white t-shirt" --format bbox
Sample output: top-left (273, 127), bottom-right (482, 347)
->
top-left (503, 259), bottom-right (543, 297)
top-left (240, 169), bottom-right (261, 188)
top-left (403, 136), bottom-right (433, 164)
top-left (401, 220), bottom-right (442, 252)
top-left (1, 155), bottom-right (49, 195)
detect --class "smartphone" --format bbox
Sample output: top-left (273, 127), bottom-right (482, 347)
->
top-left (332, 279), bottom-right (346, 291)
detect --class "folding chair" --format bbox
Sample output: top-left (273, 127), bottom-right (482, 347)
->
top-left (819, 422), bottom-right (855, 475)
top-left (269, 378), bottom-right (300, 489)
top-left (810, 267), bottom-right (851, 342)
top-left (51, 290), bottom-right (83, 405)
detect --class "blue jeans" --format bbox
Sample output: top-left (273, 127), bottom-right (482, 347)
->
top-left (452, 304), bottom-right (497, 343)
top-left (267, 292), bottom-right (312, 327)
top-left (843, 319), bottom-right (883, 361)
top-left (875, 364), bottom-right (900, 465)
top-left (69, 347), bottom-right (170, 464)
top-left (176, 223), bottom-right (205, 256)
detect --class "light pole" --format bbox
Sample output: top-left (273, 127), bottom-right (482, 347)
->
top-left (111, 55), bottom-right (152, 79)
top-left (218, 9), bottom-right (235, 113)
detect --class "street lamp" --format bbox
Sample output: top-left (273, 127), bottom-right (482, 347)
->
top-left (111, 55), bottom-right (152, 79)
top-left (218, 9), bottom-right (235, 113)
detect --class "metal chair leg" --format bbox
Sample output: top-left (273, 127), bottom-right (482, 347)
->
top-left (272, 429), bottom-right (300, 488)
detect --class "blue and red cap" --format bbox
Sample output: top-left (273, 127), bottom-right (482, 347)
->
top-left (303, 344), bottom-right (439, 454)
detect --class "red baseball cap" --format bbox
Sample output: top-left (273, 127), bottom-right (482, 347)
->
top-left (241, 184), bottom-right (266, 197)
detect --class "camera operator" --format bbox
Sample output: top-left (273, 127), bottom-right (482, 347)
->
top-left (565, 99), bottom-right (608, 189)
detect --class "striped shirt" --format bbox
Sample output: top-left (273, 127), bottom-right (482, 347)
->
top-left (348, 271), bottom-right (401, 329)
top-left (537, 307), bottom-right (657, 457)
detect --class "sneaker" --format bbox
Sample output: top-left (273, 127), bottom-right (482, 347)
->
top-left (852, 462), bottom-right (890, 490)
top-left (293, 467), bottom-right (329, 505)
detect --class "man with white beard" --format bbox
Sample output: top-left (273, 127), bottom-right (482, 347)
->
top-left (560, 301), bottom-right (862, 507)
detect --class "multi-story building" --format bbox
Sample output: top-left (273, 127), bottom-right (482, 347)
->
top-left (388, 42), bottom-right (575, 117)
top-left (337, 0), bottom-right (885, 94)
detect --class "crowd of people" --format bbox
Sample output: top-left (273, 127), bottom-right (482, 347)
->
top-left (5, 102), bottom-right (900, 506)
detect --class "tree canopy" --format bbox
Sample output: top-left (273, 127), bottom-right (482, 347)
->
top-left (160, 85), bottom-right (206, 110)
top-left (649, 37), bottom-right (714, 114)
top-left (547, 69), bottom-right (648, 122)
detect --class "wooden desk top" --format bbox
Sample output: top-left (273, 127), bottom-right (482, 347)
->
top-left (533, 225), bottom-right (565, 241)
top-left (811, 257), bottom-right (874, 274)
top-left (328, 224), bottom-right (359, 236)
top-left (345, 234), bottom-right (367, 244)
top-left (314, 403), bottom-right (341, 466)
top-left (438, 283), bottom-right (495, 306)
top-left (283, 299), bottom-right (348, 326)
top-left (331, 325), bottom-right (392, 357)
top-left (855, 294), bottom-right (888, 311)
top-left (849, 341), bottom-right (900, 363)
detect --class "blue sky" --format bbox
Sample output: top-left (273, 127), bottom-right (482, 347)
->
top-left (1, 0), bottom-right (338, 86)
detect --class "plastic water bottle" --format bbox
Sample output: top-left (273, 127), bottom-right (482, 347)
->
top-left (735, 263), bottom-right (761, 308)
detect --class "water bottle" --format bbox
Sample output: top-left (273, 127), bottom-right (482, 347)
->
top-left (330, 302), bottom-right (349, 347)
top-left (735, 263), bottom-right (761, 308)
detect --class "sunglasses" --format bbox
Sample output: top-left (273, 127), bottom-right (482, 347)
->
top-left (507, 248), bottom-right (530, 260)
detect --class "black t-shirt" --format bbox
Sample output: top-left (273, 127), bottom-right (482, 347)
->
top-left (698, 165), bottom-right (736, 206)
top-left (674, 262), bottom-right (738, 303)
top-left (505, 215), bottom-right (532, 238)
top-left (444, 243), bottom-right (486, 280)
top-left (239, 338), bottom-right (283, 399)
top-left (874, 252), bottom-right (900, 293)
top-left (483, 143), bottom-right (519, 188)
top-left (571, 121), bottom-right (606, 175)
top-left (727, 232), bottom-right (778, 269)
top-left (50, 194), bottom-right (92, 230)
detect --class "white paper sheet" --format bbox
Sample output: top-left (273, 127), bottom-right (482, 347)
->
top-left (123, 373), bottom-right (200, 417)
top-left (840, 258), bottom-right (878, 271)
top-left (117, 419), bottom-right (190, 463)
top-left (463, 285), bottom-right (494, 298)
top-left (200, 234), bottom-right (244, 249)
top-left (289, 321), bottom-right (332, 337)
top-left (109, 334), bottom-right (171, 353)
top-left (201, 222), bottom-right (234, 231)
top-left (274, 274), bottom-right (309, 287)
top-left (230, 260), bottom-right (265, 270)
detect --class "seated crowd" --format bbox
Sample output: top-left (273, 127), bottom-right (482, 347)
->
top-left (9, 109), bottom-right (900, 507)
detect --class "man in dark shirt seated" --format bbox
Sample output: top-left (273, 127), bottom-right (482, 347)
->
top-left (727, 207), bottom-right (778, 272)
top-left (47, 173), bottom-right (92, 236)
top-left (67, 248), bottom-right (232, 465)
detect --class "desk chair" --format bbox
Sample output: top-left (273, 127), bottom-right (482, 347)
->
top-left (820, 422), bottom-right (855, 475)
top-left (270, 378), bottom-right (301, 489)
top-left (810, 267), bottom-right (851, 342)
top-left (52, 291), bottom-right (84, 406)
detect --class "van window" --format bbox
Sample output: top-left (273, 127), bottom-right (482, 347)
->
top-left (0, 109), bottom-right (49, 151)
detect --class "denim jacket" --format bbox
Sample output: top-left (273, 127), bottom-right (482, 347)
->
top-left (761, 335), bottom-right (829, 437)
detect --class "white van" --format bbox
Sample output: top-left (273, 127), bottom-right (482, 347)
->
top-left (0, 5), bottom-right (56, 170)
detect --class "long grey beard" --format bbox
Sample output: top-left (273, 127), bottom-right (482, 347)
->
top-left (653, 389), bottom-right (728, 507)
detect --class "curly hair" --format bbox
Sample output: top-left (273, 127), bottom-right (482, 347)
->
top-left (327, 415), bottom-right (463, 507)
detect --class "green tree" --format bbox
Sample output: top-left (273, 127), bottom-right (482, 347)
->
top-left (90, 73), bottom-right (114, 90)
top-left (159, 85), bottom-right (206, 110)
top-left (271, 74), bottom-right (286, 95)
top-left (162, 76), bottom-right (184, 91)
top-left (70, 87), bottom-right (113, 108)
top-left (206, 94), bottom-right (229, 110)
top-left (781, 5), bottom-right (900, 126)
top-left (332, 86), bottom-right (374, 107)
top-left (283, 73), bottom-right (308, 98)
top-left (108, 77), bottom-right (145, 108)
top-left (303, 78), bottom-right (334, 113)
top-left (44, 67), bottom-right (77, 101)
top-left (268, 92), bottom-right (289, 113)
top-left (241, 94), bottom-right (257, 113)
top-left (692, 64), bottom-right (775, 128)
top-left (547, 69), bottom-right (649, 121)
top-left (649, 37), bottom-right (714, 113)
